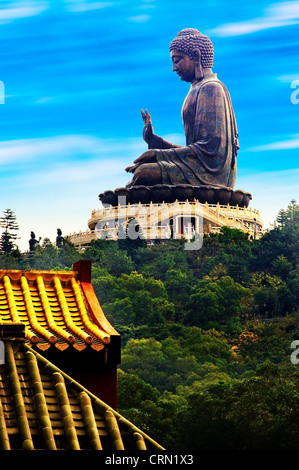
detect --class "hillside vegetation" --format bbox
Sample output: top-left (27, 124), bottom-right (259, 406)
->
top-left (1, 201), bottom-right (299, 450)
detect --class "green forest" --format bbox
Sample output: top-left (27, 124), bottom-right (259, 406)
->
top-left (0, 200), bottom-right (299, 450)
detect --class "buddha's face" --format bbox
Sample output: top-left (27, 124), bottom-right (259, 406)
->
top-left (170, 49), bottom-right (197, 82)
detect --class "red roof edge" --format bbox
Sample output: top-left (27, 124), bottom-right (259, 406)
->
top-left (73, 260), bottom-right (119, 337)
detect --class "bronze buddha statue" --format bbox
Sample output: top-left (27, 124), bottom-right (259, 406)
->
top-left (100, 29), bottom-right (251, 208)
top-left (125, 28), bottom-right (239, 191)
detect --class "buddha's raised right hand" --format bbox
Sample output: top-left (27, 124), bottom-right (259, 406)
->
top-left (141, 109), bottom-right (154, 144)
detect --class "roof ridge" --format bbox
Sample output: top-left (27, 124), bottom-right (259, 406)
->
top-left (0, 269), bottom-right (77, 275)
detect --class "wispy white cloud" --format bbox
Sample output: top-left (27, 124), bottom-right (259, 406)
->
top-left (0, 133), bottom-right (185, 169)
top-left (277, 74), bottom-right (299, 83)
top-left (19, 158), bottom-right (129, 188)
top-left (246, 134), bottom-right (299, 152)
top-left (0, 135), bottom-right (95, 164)
top-left (35, 97), bottom-right (54, 104)
top-left (0, 134), bottom-right (147, 199)
top-left (23, 134), bottom-right (184, 187)
top-left (65, 1), bottom-right (115, 12)
top-left (210, 1), bottom-right (299, 36)
top-left (0, 134), bottom-right (145, 166)
top-left (0, 1), bottom-right (48, 23)
top-left (0, 133), bottom-right (146, 250)
top-left (128, 14), bottom-right (151, 23)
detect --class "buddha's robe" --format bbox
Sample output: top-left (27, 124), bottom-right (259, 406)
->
top-left (148, 72), bottom-right (239, 189)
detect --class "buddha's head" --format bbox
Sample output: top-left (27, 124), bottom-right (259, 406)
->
top-left (169, 28), bottom-right (214, 81)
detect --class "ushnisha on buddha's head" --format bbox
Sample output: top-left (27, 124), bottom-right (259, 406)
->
top-left (169, 28), bottom-right (214, 82)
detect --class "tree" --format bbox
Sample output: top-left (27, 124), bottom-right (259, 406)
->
top-left (276, 199), bottom-right (299, 227)
top-left (101, 247), bottom-right (134, 277)
top-left (136, 240), bottom-right (190, 281)
top-left (0, 209), bottom-right (19, 254)
top-left (42, 237), bottom-right (52, 247)
top-left (117, 369), bottom-right (159, 409)
top-left (251, 211), bottom-right (299, 272)
top-left (92, 269), bottom-right (176, 328)
top-left (120, 328), bottom-right (233, 393)
top-left (271, 254), bottom-right (293, 281)
top-left (185, 275), bottom-right (250, 330)
top-left (164, 269), bottom-right (195, 321)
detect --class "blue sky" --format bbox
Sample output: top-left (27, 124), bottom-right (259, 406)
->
top-left (0, 0), bottom-right (298, 251)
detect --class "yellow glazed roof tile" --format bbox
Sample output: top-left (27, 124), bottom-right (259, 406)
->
top-left (0, 268), bottom-right (117, 351)
top-left (0, 333), bottom-right (164, 451)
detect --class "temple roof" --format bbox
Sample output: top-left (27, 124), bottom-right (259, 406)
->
top-left (0, 324), bottom-right (163, 451)
top-left (0, 266), bottom-right (118, 352)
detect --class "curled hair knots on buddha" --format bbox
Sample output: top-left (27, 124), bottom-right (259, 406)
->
top-left (169, 28), bottom-right (214, 69)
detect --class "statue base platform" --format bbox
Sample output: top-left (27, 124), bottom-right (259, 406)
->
top-left (69, 199), bottom-right (263, 247)
top-left (99, 184), bottom-right (252, 208)
top-left (67, 200), bottom-right (263, 249)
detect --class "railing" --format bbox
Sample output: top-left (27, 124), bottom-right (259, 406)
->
top-left (67, 231), bottom-right (95, 246)
top-left (94, 225), bottom-right (172, 241)
top-left (68, 201), bottom-right (264, 246)
top-left (90, 201), bottom-right (261, 222)
top-left (89, 201), bottom-right (262, 230)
